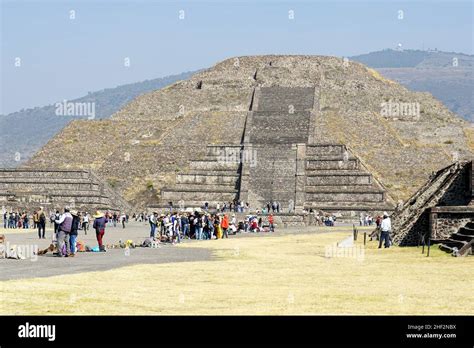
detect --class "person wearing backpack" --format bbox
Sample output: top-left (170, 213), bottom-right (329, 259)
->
top-left (55, 207), bottom-right (73, 257)
top-left (33, 211), bottom-right (39, 229)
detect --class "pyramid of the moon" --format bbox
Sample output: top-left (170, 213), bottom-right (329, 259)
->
top-left (24, 55), bottom-right (474, 212)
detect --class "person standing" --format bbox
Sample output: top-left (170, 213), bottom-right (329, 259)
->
top-left (69, 210), bottom-right (80, 257)
top-left (194, 214), bottom-right (202, 240)
top-left (53, 210), bottom-right (60, 235)
top-left (149, 212), bottom-right (157, 238)
top-left (37, 208), bottom-right (46, 239)
top-left (93, 211), bottom-right (108, 252)
top-left (121, 212), bottom-right (126, 229)
top-left (221, 214), bottom-right (229, 238)
top-left (268, 214), bottom-right (275, 232)
top-left (379, 212), bottom-right (391, 249)
top-left (181, 213), bottom-right (189, 239)
top-left (55, 207), bottom-right (73, 257)
top-left (33, 211), bottom-right (39, 229)
top-left (82, 212), bottom-right (89, 235)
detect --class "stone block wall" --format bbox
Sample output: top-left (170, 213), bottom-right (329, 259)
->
top-left (391, 161), bottom-right (472, 246)
top-left (0, 169), bottom-right (130, 212)
top-left (432, 213), bottom-right (473, 241)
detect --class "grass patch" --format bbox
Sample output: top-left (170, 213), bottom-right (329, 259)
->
top-left (1, 226), bottom-right (472, 315)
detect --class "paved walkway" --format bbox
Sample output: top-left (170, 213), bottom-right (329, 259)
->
top-left (0, 221), bottom-right (347, 281)
top-left (0, 222), bottom-right (212, 281)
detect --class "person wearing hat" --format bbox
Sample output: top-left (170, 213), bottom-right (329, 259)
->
top-left (92, 211), bottom-right (108, 252)
top-left (379, 211), bottom-right (391, 249)
top-left (69, 210), bottom-right (80, 257)
top-left (55, 207), bottom-right (73, 257)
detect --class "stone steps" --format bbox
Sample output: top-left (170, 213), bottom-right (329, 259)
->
top-left (0, 182), bottom-right (100, 191)
top-left (256, 87), bottom-right (314, 112)
top-left (464, 222), bottom-right (474, 229)
top-left (0, 169), bottom-right (131, 212)
top-left (306, 144), bottom-right (345, 157)
top-left (205, 144), bottom-right (242, 156)
top-left (438, 239), bottom-right (469, 250)
top-left (160, 189), bottom-right (237, 202)
top-left (163, 184), bottom-right (237, 192)
top-left (176, 173), bottom-right (239, 185)
top-left (305, 191), bottom-right (384, 203)
top-left (183, 169), bottom-right (240, 176)
top-left (459, 226), bottom-right (474, 236)
top-left (0, 169), bottom-right (89, 179)
top-left (451, 233), bottom-right (474, 242)
top-left (304, 201), bottom-right (393, 212)
top-left (0, 177), bottom-right (94, 184)
top-left (305, 155), bottom-right (357, 161)
top-left (189, 160), bottom-right (240, 171)
top-left (306, 172), bottom-right (372, 186)
top-left (306, 159), bottom-right (359, 170)
top-left (304, 185), bottom-right (383, 193)
top-left (248, 111), bottom-right (311, 144)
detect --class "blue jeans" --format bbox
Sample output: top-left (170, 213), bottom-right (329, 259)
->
top-left (70, 234), bottom-right (77, 253)
top-left (196, 227), bottom-right (202, 240)
top-left (150, 223), bottom-right (156, 237)
top-left (175, 229), bottom-right (181, 243)
top-left (379, 231), bottom-right (390, 248)
top-left (182, 224), bottom-right (189, 238)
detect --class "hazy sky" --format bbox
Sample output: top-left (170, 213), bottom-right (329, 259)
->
top-left (1, 0), bottom-right (473, 114)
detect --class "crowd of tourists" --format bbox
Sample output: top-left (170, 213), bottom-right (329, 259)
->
top-left (2, 203), bottom-right (392, 258)
top-left (1, 204), bottom-right (277, 258)
top-left (146, 211), bottom-right (275, 243)
top-left (159, 200), bottom-right (283, 215)
top-left (359, 214), bottom-right (380, 227)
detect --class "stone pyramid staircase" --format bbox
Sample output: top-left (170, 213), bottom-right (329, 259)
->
top-left (391, 161), bottom-right (468, 246)
top-left (439, 221), bottom-right (474, 256)
top-left (159, 145), bottom-right (242, 208)
top-left (303, 144), bottom-right (389, 213)
top-left (0, 169), bottom-right (131, 212)
top-left (156, 85), bottom-right (392, 215)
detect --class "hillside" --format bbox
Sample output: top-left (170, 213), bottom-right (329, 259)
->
top-left (0, 71), bottom-right (196, 167)
top-left (350, 49), bottom-right (474, 122)
top-left (26, 55), bottom-right (474, 208)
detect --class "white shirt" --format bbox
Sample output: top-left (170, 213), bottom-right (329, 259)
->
top-left (381, 217), bottom-right (391, 232)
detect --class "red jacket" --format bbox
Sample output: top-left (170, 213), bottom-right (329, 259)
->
top-left (221, 215), bottom-right (229, 229)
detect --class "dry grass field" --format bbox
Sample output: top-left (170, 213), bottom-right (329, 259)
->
top-left (1, 226), bottom-right (472, 315)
